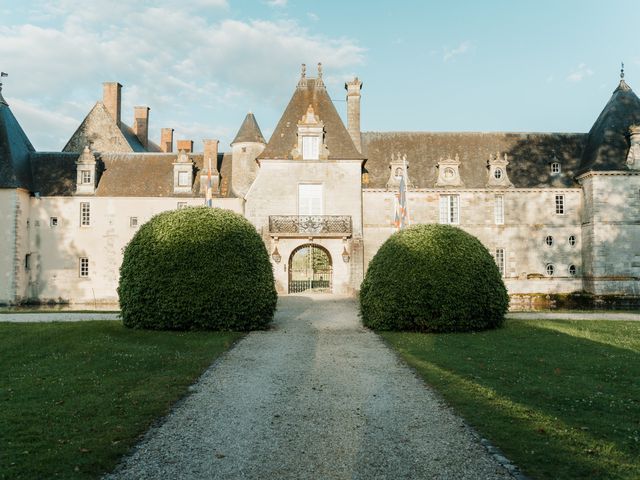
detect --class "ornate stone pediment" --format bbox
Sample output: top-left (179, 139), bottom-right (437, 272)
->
top-left (291, 104), bottom-right (330, 160)
top-left (627, 125), bottom-right (640, 170)
top-left (386, 153), bottom-right (412, 189)
top-left (486, 152), bottom-right (514, 188)
top-left (435, 154), bottom-right (463, 187)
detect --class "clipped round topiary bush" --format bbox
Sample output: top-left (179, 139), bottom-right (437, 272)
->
top-left (360, 224), bottom-right (508, 332)
top-left (118, 207), bottom-right (277, 331)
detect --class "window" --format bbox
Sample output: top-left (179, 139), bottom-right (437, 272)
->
top-left (25, 254), bottom-right (31, 270)
top-left (494, 168), bottom-right (503, 179)
top-left (80, 202), bottom-right (90, 226)
top-left (50, 217), bottom-right (58, 227)
top-left (439, 195), bottom-right (460, 224)
top-left (81, 170), bottom-right (92, 184)
top-left (495, 248), bottom-right (505, 277)
top-left (178, 171), bottom-right (190, 187)
top-left (568, 235), bottom-right (576, 246)
top-left (79, 257), bottom-right (89, 277)
top-left (395, 167), bottom-right (403, 179)
top-left (545, 235), bottom-right (553, 246)
top-left (551, 162), bottom-right (561, 174)
top-left (298, 184), bottom-right (323, 215)
top-left (494, 195), bottom-right (504, 225)
top-left (130, 217), bottom-right (138, 227)
top-left (177, 202), bottom-right (188, 209)
top-left (302, 136), bottom-right (320, 160)
top-left (555, 195), bottom-right (565, 215)
top-left (546, 264), bottom-right (555, 276)
top-left (568, 264), bottom-right (577, 276)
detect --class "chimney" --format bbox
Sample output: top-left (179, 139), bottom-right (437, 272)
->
top-left (201, 139), bottom-right (220, 195)
top-left (177, 140), bottom-right (193, 153)
top-left (345, 77), bottom-right (363, 153)
top-left (203, 139), bottom-right (219, 165)
top-left (133, 106), bottom-right (150, 149)
top-left (161, 128), bottom-right (174, 153)
top-left (102, 82), bottom-right (122, 127)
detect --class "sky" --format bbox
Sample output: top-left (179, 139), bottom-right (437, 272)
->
top-left (1, 0), bottom-right (639, 152)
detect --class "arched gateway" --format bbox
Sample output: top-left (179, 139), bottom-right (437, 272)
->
top-left (288, 244), bottom-right (333, 293)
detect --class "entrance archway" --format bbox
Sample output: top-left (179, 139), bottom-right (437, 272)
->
top-left (288, 244), bottom-right (332, 293)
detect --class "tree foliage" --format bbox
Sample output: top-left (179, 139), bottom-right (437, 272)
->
top-left (360, 224), bottom-right (508, 332)
top-left (118, 207), bottom-right (277, 331)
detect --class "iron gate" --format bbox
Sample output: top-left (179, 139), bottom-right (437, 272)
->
top-left (288, 244), bottom-right (332, 293)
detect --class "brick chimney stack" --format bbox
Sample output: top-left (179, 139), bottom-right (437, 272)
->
top-left (345, 77), bottom-right (363, 153)
top-left (177, 140), bottom-right (193, 153)
top-left (102, 82), bottom-right (122, 127)
top-left (203, 139), bottom-right (219, 166)
top-left (133, 106), bottom-right (150, 148)
top-left (161, 128), bottom-right (174, 153)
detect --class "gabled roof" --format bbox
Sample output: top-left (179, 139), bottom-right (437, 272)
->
top-left (30, 151), bottom-right (235, 198)
top-left (259, 78), bottom-right (364, 160)
top-left (578, 79), bottom-right (640, 174)
top-left (362, 131), bottom-right (586, 189)
top-left (0, 92), bottom-right (35, 189)
top-left (232, 112), bottom-right (266, 144)
top-left (62, 102), bottom-right (162, 153)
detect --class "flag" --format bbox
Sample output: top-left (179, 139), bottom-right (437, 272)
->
top-left (396, 155), bottom-right (410, 230)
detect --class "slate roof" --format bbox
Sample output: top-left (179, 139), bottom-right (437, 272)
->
top-left (30, 151), bottom-right (234, 198)
top-left (361, 131), bottom-right (586, 189)
top-left (0, 92), bottom-right (35, 189)
top-left (62, 102), bottom-right (162, 153)
top-left (259, 78), bottom-right (364, 160)
top-left (577, 79), bottom-right (640, 174)
top-left (232, 112), bottom-right (266, 144)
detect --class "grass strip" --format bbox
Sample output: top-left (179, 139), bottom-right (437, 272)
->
top-left (0, 321), bottom-right (243, 479)
top-left (381, 319), bottom-right (640, 479)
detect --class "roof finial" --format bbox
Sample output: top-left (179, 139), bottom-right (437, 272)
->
top-left (301, 63), bottom-right (306, 79)
top-left (317, 62), bottom-right (323, 79)
top-left (621, 62), bottom-right (625, 79)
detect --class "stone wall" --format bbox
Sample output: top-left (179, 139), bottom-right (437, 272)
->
top-left (24, 196), bottom-right (243, 304)
top-left (579, 172), bottom-right (640, 295)
top-left (363, 188), bottom-right (584, 294)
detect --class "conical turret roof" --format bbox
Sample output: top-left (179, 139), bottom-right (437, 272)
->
top-left (231, 112), bottom-right (266, 145)
top-left (0, 86), bottom-right (35, 189)
top-left (578, 78), bottom-right (640, 174)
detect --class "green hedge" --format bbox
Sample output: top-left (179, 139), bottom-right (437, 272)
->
top-left (118, 207), bottom-right (277, 331)
top-left (360, 224), bottom-right (508, 332)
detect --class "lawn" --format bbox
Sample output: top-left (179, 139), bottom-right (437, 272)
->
top-left (0, 321), bottom-right (243, 479)
top-left (381, 319), bottom-right (640, 480)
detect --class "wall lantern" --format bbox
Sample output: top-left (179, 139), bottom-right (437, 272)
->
top-left (271, 246), bottom-right (281, 263)
top-left (342, 246), bottom-right (350, 263)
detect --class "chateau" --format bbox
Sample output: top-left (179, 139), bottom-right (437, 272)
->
top-left (1, 64), bottom-right (640, 305)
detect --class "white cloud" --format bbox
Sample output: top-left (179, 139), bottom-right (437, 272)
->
top-left (566, 63), bottom-right (594, 83)
top-left (0, 4), bottom-right (365, 150)
top-left (266, 0), bottom-right (287, 6)
top-left (443, 41), bottom-right (472, 62)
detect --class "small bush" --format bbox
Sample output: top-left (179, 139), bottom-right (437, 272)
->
top-left (360, 224), bottom-right (508, 332)
top-left (118, 207), bottom-right (277, 331)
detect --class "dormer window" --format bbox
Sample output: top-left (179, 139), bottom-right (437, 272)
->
top-left (292, 104), bottom-right (329, 160)
top-left (551, 162), bottom-right (561, 175)
top-left (178, 171), bottom-right (190, 187)
top-left (302, 136), bottom-right (320, 160)
top-left (81, 170), bottom-right (92, 184)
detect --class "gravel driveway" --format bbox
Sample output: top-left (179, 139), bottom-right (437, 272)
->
top-left (105, 295), bottom-right (514, 480)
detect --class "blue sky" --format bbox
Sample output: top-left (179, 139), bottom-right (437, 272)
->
top-left (1, 0), bottom-right (639, 151)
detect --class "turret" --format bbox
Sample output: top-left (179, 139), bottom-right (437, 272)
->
top-left (231, 112), bottom-right (266, 197)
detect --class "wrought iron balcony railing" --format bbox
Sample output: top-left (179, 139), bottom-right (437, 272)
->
top-left (269, 215), bottom-right (352, 237)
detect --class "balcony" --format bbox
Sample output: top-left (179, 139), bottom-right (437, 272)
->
top-left (269, 215), bottom-right (352, 238)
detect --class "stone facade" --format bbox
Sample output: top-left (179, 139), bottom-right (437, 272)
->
top-left (1, 66), bottom-right (639, 304)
